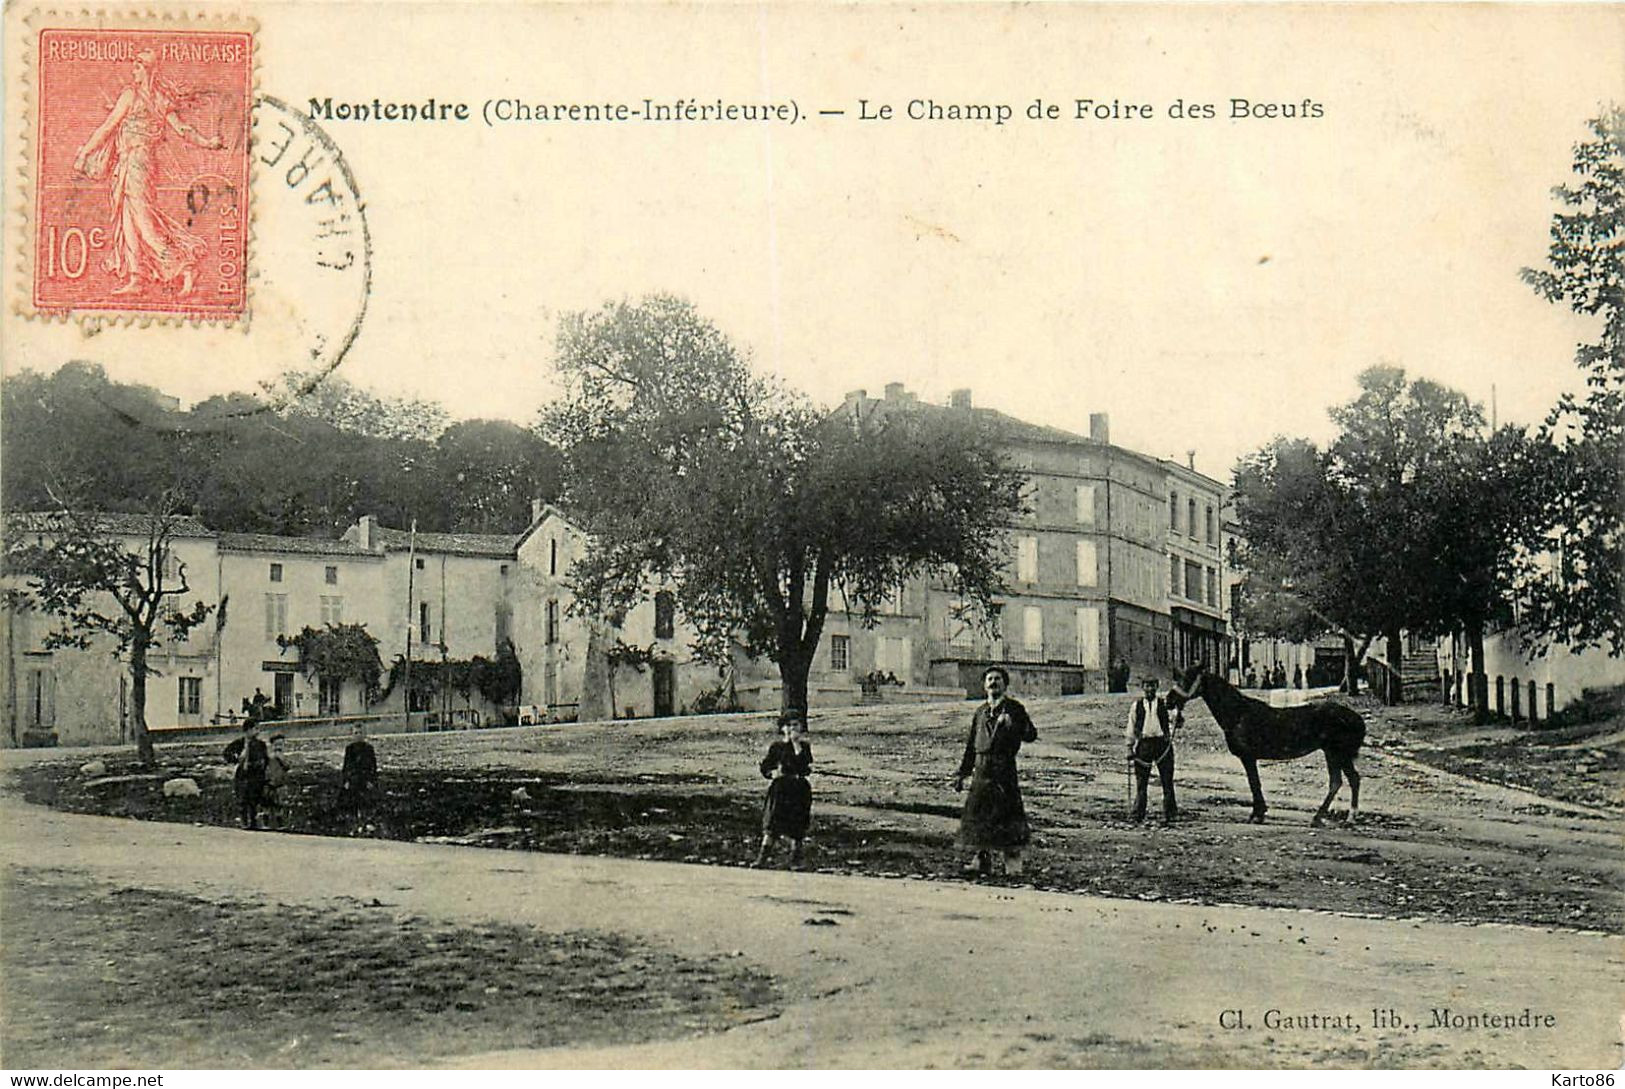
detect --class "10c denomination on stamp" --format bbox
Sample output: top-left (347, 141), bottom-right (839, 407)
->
top-left (30, 20), bottom-right (253, 319)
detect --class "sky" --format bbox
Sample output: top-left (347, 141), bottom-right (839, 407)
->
top-left (4, 3), bottom-right (1619, 480)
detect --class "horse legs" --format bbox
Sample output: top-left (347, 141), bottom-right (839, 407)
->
top-left (1240, 756), bottom-right (1267, 823)
top-left (1345, 756), bottom-right (1361, 824)
top-left (1313, 750), bottom-right (1344, 827)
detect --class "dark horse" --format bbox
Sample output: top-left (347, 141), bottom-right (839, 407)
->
top-left (1166, 665), bottom-right (1365, 826)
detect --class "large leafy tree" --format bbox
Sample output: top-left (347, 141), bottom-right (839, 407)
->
top-left (4, 501), bottom-right (214, 764)
top-left (1234, 368), bottom-right (1502, 702)
top-left (1232, 437), bottom-right (1378, 694)
top-left (542, 295), bottom-right (1024, 719)
top-left (1518, 109), bottom-right (1625, 656)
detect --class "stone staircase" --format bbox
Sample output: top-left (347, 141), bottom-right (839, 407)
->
top-left (1399, 642), bottom-right (1441, 702)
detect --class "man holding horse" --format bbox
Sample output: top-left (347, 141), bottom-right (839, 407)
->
top-left (1126, 676), bottom-right (1181, 824)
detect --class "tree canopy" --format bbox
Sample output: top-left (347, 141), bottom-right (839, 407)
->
top-left (542, 295), bottom-right (1025, 717)
top-left (2, 363), bottom-right (562, 538)
top-left (1517, 108), bottom-right (1625, 656)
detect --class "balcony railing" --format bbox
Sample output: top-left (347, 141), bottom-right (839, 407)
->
top-left (928, 639), bottom-right (1086, 666)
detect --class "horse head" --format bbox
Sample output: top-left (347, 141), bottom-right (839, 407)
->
top-left (1165, 663), bottom-right (1206, 710)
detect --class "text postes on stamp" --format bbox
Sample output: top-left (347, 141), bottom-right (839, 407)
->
top-left (32, 26), bottom-right (253, 319)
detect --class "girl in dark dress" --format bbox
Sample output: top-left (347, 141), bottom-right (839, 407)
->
top-left (753, 712), bottom-right (813, 869)
top-left (952, 665), bottom-right (1037, 877)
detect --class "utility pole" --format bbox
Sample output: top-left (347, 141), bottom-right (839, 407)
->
top-left (403, 519), bottom-right (416, 729)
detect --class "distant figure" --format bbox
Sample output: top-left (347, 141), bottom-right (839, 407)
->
top-left (243, 688), bottom-right (270, 725)
top-left (1293, 664), bottom-right (1304, 690)
top-left (1246, 668), bottom-right (1259, 689)
top-left (1273, 663), bottom-right (1288, 689)
top-left (261, 733), bottom-right (290, 829)
top-left (1126, 676), bottom-right (1181, 824)
top-left (222, 720), bottom-right (269, 829)
top-left (952, 666), bottom-right (1037, 878)
top-left (753, 712), bottom-right (813, 868)
top-left (340, 722), bottom-right (379, 829)
top-left (1226, 658), bottom-right (1241, 686)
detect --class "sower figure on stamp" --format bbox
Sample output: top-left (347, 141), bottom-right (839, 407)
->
top-left (952, 666), bottom-right (1037, 878)
top-left (1127, 676), bottom-right (1181, 824)
top-left (71, 49), bottom-right (225, 297)
top-left (222, 719), bottom-right (269, 830)
top-left (753, 712), bottom-right (813, 869)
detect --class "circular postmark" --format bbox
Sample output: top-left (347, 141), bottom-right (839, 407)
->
top-left (240, 93), bottom-right (372, 398)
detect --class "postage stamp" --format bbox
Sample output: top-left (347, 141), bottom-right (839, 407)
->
top-left (27, 19), bottom-right (254, 320)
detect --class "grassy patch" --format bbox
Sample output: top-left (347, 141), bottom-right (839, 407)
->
top-left (0, 868), bottom-right (778, 1068)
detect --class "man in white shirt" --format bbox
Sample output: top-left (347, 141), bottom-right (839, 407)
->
top-left (1126, 676), bottom-right (1181, 823)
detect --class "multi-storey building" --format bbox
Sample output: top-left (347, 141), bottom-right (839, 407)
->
top-left (1162, 457), bottom-right (1228, 673)
top-left (843, 383), bottom-right (1230, 696)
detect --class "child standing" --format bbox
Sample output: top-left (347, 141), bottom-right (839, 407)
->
top-left (339, 722), bottom-right (379, 832)
top-left (753, 712), bottom-right (813, 869)
top-left (261, 733), bottom-right (290, 829)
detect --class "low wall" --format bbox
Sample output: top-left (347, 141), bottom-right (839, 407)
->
top-left (1437, 630), bottom-right (1624, 715)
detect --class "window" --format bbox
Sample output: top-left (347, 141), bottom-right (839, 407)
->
top-left (269, 562), bottom-right (283, 583)
top-left (178, 677), bottom-right (201, 716)
top-left (1207, 566), bottom-right (1218, 607)
top-left (321, 565), bottom-right (336, 585)
top-left (1016, 536), bottom-right (1039, 583)
top-left (1185, 560), bottom-right (1202, 600)
top-left (1169, 491), bottom-right (1179, 534)
top-left (499, 563), bottom-right (509, 577)
top-left (1023, 606), bottom-right (1043, 651)
top-left (545, 600), bottom-right (559, 645)
top-left (830, 634), bottom-right (850, 672)
top-left (550, 538), bottom-right (558, 575)
top-left (1206, 505), bottom-right (1216, 545)
top-left (264, 593), bottom-right (288, 638)
top-left (160, 549), bottom-right (182, 581)
top-left (1188, 498), bottom-right (1198, 538)
top-left (1075, 539), bottom-right (1098, 587)
top-left (1076, 606), bottom-right (1101, 669)
top-left (320, 595), bottom-right (343, 626)
top-left (1231, 582), bottom-right (1244, 618)
top-left (654, 591), bottom-right (675, 639)
top-left (419, 601), bottom-right (432, 643)
top-left (1075, 484), bottom-right (1096, 525)
top-left (1169, 555), bottom-right (1181, 598)
top-left (319, 676), bottom-right (342, 715)
top-left (415, 557), bottom-right (425, 570)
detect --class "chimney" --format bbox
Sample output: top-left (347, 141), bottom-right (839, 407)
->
top-left (884, 381), bottom-right (907, 402)
top-left (356, 514), bottom-right (376, 550)
top-left (1186, 450), bottom-right (1197, 470)
top-left (949, 388), bottom-right (973, 409)
top-left (1089, 412), bottom-right (1110, 444)
top-left (844, 388), bottom-right (868, 406)
top-left (531, 498), bottom-right (546, 524)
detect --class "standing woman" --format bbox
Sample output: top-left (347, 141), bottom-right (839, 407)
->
top-left (952, 666), bottom-right (1038, 878)
top-left (753, 712), bottom-right (813, 869)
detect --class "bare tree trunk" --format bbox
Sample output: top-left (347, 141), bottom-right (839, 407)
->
top-left (1467, 621), bottom-right (1488, 726)
top-left (130, 633), bottom-right (155, 766)
top-left (778, 649), bottom-right (813, 723)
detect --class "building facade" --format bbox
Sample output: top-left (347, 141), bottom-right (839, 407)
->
top-left (844, 384), bottom-right (1230, 696)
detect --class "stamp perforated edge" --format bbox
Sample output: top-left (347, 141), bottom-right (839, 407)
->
top-left (12, 6), bottom-right (260, 329)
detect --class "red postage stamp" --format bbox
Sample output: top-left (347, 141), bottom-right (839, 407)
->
top-left (31, 24), bottom-right (253, 319)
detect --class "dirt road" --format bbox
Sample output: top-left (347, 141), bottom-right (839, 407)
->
top-left (3, 690), bottom-right (1622, 1068)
